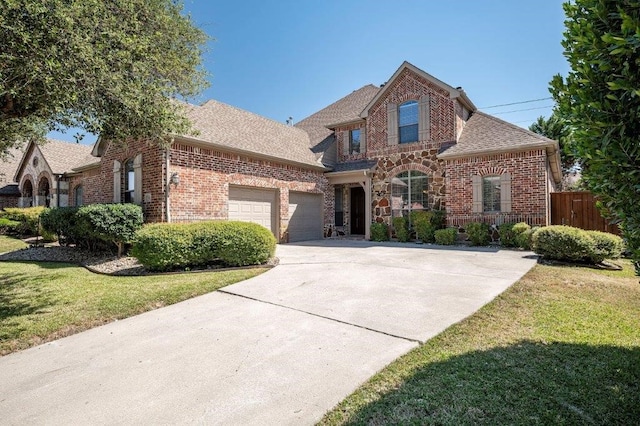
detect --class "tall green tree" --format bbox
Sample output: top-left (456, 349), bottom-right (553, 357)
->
top-left (528, 112), bottom-right (577, 173)
top-left (0, 0), bottom-right (209, 153)
top-left (551, 0), bottom-right (640, 274)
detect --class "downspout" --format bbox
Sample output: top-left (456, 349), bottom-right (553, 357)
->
top-left (165, 148), bottom-right (171, 223)
top-left (56, 174), bottom-right (62, 208)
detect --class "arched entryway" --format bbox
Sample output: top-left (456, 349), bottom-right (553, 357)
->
top-left (37, 177), bottom-right (51, 207)
top-left (22, 179), bottom-right (34, 207)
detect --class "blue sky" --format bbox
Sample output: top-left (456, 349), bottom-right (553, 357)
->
top-left (49, 0), bottom-right (569, 145)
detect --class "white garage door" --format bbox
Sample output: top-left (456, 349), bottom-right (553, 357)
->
top-left (228, 186), bottom-right (277, 235)
top-left (288, 192), bottom-right (323, 242)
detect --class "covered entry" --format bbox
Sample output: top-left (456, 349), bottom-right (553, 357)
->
top-left (288, 192), bottom-right (323, 242)
top-left (228, 186), bottom-right (277, 235)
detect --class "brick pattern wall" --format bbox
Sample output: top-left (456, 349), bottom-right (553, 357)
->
top-left (337, 123), bottom-right (366, 163)
top-left (81, 140), bottom-right (166, 222)
top-left (445, 149), bottom-right (550, 226)
top-left (168, 143), bottom-right (330, 242)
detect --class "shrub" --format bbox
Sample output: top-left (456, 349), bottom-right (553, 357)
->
top-left (132, 221), bottom-right (276, 271)
top-left (465, 222), bottom-right (490, 246)
top-left (370, 222), bottom-right (389, 242)
top-left (40, 207), bottom-right (81, 245)
top-left (498, 223), bottom-right (518, 247)
top-left (393, 216), bottom-right (410, 242)
top-left (2, 207), bottom-right (46, 235)
top-left (77, 204), bottom-right (144, 256)
top-left (434, 227), bottom-right (457, 245)
top-left (0, 217), bottom-right (20, 235)
top-left (585, 230), bottom-right (625, 263)
top-left (533, 225), bottom-right (594, 262)
top-left (516, 227), bottom-right (539, 250)
top-left (411, 211), bottom-right (436, 243)
top-left (512, 222), bottom-right (531, 236)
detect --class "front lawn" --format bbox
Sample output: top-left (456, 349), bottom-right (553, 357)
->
top-left (320, 260), bottom-right (640, 425)
top-left (0, 261), bottom-right (265, 355)
top-left (0, 235), bottom-right (27, 253)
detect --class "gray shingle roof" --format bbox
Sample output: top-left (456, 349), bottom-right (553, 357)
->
top-left (38, 139), bottom-right (95, 174)
top-left (330, 159), bottom-right (378, 173)
top-left (183, 100), bottom-right (324, 169)
top-left (0, 147), bottom-right (25, 185)
top-left (295, 85), bottom-right (380, 167)
top-left (439, 111), bottom-right (557, 158)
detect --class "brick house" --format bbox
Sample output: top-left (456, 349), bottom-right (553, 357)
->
top-left (11, 61), bottom-right (561, 242)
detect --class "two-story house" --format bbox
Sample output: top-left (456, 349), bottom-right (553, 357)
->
top-left (12, 61), bottom-right (561, 242)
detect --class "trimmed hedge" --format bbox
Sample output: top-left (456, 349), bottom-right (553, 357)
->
top-left (498, 223), bottom-right (518, 247)
top-left (392, 216), bottom-right (410, 242)
top-left (435, 227), bottom-right (457, 245)
top-left (517, 227), bottom-right (538, 250)
top-left (410, 210), bottom-right (445, 243)
top-left (76, 204), bottom-right (143, 255)
top-left (2, 207), bottom-right (46, 235)
top-left (370, 222), bottom-right (389, 242)
top-left (532, 225), bottom-right (624, 263)
top-left (465, 222), bottom-right (491, 246)
top-left (0, 217), bottom-right (20, 235)
top-left (131, 221), bottom-right (277, 271)
top-left (40, 207), bottom-right (80, 245)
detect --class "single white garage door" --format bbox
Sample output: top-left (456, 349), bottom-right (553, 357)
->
top-left (288, 192), bottom-right (323, 242)
top-left (228, 186), bottom-right (277, 235)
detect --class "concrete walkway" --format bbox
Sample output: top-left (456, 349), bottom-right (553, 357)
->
top-left (0, 241), bottom-right (537, 425)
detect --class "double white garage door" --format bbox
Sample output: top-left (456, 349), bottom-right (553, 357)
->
top-left (228, 187), bottom-right (322, 242)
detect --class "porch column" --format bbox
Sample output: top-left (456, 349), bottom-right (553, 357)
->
top-left (364, 178), bottom-right (371, 240)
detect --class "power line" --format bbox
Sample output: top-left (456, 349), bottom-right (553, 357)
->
top-left (491, 105), bottom-right (555, 115)
top-left (479, 97), bottom-right (553, 109)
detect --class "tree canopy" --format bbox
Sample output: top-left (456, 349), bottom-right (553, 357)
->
top-left (528, 112), bottom-right (577, 174)
top-left (551, 0), bottom-right (640, 274)
top-left (0, 0), bottom-right (209, 153)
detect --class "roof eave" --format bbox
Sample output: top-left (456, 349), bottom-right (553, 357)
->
top-left (325, 168), bottom-right (373, 184)
top-left (437, 141), bottom-right (557, 160)
top-left (173, 135), bottom-right (328, 172)
top-left (325, 118), bottom-right (366, 130)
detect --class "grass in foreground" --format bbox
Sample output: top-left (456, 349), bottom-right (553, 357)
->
top-left (0, 235), bottom-right (28, 253)
top-left (0, 261), bottom-right (265, 355)
top-left (320, 260), bottom-right (640, 425)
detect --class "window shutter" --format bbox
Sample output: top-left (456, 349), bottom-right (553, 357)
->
top-left (113, 160), bottom-right (121, 203)
top-left (387, 103), bottom-right (398, 145)
top-left (418, 95), bottom-right (430, 141)
top-left (360, 128), bottom-right (366, 153)
top-left (133, 153), bottom-right (143, 205)
top-left (500, 173), bottom-right (512, 213)
top-left (342, 130), bottom-right (350, 156)
top-left (472, 175), bottom-right (483, 213)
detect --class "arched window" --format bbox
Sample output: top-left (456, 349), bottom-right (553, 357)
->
top-left (74, 185), bottom-right (84, 206)
top-left (398, 101), bottom-right (419, 144)
top-left (123, 159), bottom-right (135, 203)
top-left (391, 170), bottom-right (428, 220)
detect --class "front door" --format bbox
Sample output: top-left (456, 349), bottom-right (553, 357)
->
top-left (350, 186), bottom-right (365, 235)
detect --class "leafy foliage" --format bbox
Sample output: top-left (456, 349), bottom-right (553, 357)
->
top-left (434, 228), bottom-right (457, 245)
top-left (529, 113), bottom-right (577, 173)
top-left (533, 225), bottom-right (624, 263)
top-left (0, 217), bottom-right (20, 235)
top-left (40, 207), bottom-right (81, 245)
top-left (551, 0), bottom-right (640, 274)
top-left (410, 210), bottom-right (446, 243)
top-left (76, 204), bottom-right (143, 256)
top-left (1, 207), bottom-right (46, 235)
top-left (370, 222), bottom-right (390, 242)
top-left (498, 223), bottom-right (518, 247)
top-left (132, 221), bottom-right (276, 271)
top-left (392, 216), bottom-right (410, 242)
top-left (0, 0), bottom-right (209, 153)
top-left (464, 222), bottom-right (491, 246)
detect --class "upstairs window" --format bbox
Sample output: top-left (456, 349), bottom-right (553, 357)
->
top-left (398, 101), bottom-right (418, 144)
top-left (350, 129), bottom-right (361, 154)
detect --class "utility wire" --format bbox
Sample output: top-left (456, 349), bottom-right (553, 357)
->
top-left (491, 105), bottom-right (555, 115)
top-left (479, 97), bottom-right (553, 109)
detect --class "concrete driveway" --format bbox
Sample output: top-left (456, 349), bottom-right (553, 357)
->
top-left (0, 240), bottom-right (537, 425)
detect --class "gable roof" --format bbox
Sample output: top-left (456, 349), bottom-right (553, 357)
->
top-left (360, 61), bottom-right (476, 118)
top-left (295, 85), bottom-right (380, 166)
top-left (439, 111), bottom-right (562, 182)
top-left (0, 147), bottom-right (25, 195)
top-left (181, 100), bottom-right (324, 169)
top-left (13, 139), bottom-right (94, 181)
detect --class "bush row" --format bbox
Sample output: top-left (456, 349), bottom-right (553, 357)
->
top-left (131, 221), bottom-right (276, 271)
top-left (40, 204), bottom-right (143, 255)
top-left (533, 225), bottom-right (624, 263)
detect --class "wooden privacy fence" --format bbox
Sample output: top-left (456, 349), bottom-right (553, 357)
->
top-left (551, 191), bottom-right (620, 235)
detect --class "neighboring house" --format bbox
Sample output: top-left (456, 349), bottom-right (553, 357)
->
top-left (0, 147), bottom-right (24, 209)
top-left (11, 61), bottom-right (562, 242)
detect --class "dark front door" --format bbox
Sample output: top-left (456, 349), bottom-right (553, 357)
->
top-left (350, 186), bottom-right (365, 235)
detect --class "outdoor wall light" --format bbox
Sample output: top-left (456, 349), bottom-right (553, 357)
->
top-left (169, 172), bottom-right (180, 187)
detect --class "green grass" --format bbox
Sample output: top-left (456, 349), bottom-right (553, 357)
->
top-left (0, 235), bottom-right (28, 253)
top-left (320, 260), bottom-right (640, 425)
top-left (0, 261), bottom-right (265, 355)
